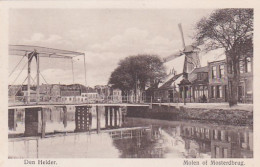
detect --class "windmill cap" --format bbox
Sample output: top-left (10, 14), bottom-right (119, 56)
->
top-left (183, 45), bottom-right (200, 53)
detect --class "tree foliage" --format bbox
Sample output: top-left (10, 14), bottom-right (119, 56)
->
top-left (194, 8), bottom-right (253, 106)
top-left (195, 8), bottom-right (253, 54)
top-left (108, 55), bottom-right (166, 94)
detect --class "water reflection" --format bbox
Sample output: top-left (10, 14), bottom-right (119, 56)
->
top-left (8, 107), bottom-right (253, 158)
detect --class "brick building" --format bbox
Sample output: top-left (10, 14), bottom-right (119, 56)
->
top-left (208, 60), bottom-right (228, 103)
top-left (238, 56), bottom-right (253, 103)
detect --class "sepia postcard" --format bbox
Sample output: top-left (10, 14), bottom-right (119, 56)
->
top-left (0, 1), bottom-right (259, 167)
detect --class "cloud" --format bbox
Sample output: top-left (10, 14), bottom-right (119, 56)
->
top-left (87, 27), bottom-right (181, 57)
top-left (23, 33), bottom-right (73, 49)
top-left (26, 33), bottom-right (44, 42)
top-left (11, 28), bottom-right (188, 87)
top-left (70, 28), bottom-right (186, 86)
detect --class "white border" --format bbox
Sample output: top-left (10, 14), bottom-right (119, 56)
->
top-left (0, 1), bottom-right (259, 167)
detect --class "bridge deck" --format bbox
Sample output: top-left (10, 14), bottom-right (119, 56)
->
top-left (8, 103), bottom-right (149, 109)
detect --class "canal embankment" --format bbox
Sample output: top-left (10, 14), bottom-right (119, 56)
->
top-left (126, 103), bottom-right (253, 126)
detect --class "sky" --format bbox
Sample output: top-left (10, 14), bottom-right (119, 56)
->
top-left (9, 9), bottom-right (215, 87)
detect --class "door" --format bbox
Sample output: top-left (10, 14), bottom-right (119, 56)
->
top-left (224, 85), bottom-right (228, 102)
top-left (168, 90), bottom-right (173, 102)
top-left (238, 86), bottom-right (243, 103)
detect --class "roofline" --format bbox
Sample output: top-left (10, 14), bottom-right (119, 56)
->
top-left (208, 58), bottom-right (226, 64)
top-left (157, 73), bottom-right (183, 89)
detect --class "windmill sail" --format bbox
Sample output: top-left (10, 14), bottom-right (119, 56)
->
top-left (163, 51), bottom-right (182, 62)
top-left (178, 23), bottom-right (186, 49)
top-left (164, 23), bottom-right (201, 74)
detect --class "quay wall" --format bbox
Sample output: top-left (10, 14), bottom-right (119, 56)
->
top-left (126, 104), bottom-right (253, 126)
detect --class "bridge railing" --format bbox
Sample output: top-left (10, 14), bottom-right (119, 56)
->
top-left (8, 95), bottom-right (147, 105)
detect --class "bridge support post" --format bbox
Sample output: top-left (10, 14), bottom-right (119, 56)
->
top-left (8, 109), bottom-right (17, 130)
top-left (75, 106), bottom-right (92, 132)
top-left (27, 57), bottom-right (31, 104)
top-left (24, 107), bottom-right (42, 137)
top-left (96, 106), bottom-right (101, 133)
top-left (118, 107), bottom-right (121, 127)
top-left (41, 108), bottom-right (46, 138)
top-left (119, 107), bottom-right (123, 127)
top-left (36, 53), bottom-right (40, 104)
top-left (109, 107), bottom-right (113, 128)
top-left (114, 107), bottom-right (118, 127)
top-left (122, 107), bottom-right (126, 124)
top-left (105, 106), bottom-right (108, 128)
top-left (63, 106), bottom-right (67, 128)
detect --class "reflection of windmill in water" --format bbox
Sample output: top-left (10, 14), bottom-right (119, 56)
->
top-left (164, 23), bottom-right (201, 74)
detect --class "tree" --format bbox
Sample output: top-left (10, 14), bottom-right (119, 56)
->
top-left (194, 9), bottom-right (253, 106)
top-left (108, 55), bottom-right (166, 96)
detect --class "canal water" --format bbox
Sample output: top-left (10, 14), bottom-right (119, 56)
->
top-left (8, 107), bottom-right (253, 158)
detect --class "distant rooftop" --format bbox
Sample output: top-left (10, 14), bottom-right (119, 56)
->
top-left (158, 73), bottom-right (183, 90)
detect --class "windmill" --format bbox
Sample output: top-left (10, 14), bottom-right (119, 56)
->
top-left (163, 23), bottom-right (201, 74)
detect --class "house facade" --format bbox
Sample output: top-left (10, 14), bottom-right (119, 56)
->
top-left (238, 56), bottom-right (253, 103)
top-left (157, 55), bottom-right (253, 103)
top-left (112, 88), bottom-right (122, 103)
top-left (154, 73), bottom-right (183, 103)
top-left (179, 66), bottom-right (209, 103)
top-left (208, 60), bottom-right (228, 103)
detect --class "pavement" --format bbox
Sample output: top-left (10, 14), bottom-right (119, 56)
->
top-left (152, 102), bottom-right (253, 112)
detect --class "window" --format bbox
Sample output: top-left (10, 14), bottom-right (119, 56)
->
top-left (239, 60), bottom-right (244, 74)
top-left (216, 86), bottom-right (222, 98)
top-left (205, 129), bottom-right (210, 139)
top-left (212, 66), bottom-right (217, 79)
top-left (211, 86), bottom-right (215, 98)
top-left (221, 130), bottom-right (225, 141)
top-left (223, 148), bottom-right (228, 158)
top-left (185, 87), bottom-right (189, 98)
top-left (215, 146), bottom-right (220, 158)
top-left (200, 86), bottom-right (204, 97)
top-left (197, 73), bottom-right (201, 80)
top-left (195, 86), bottom-right (199, 98)
top-left (219, 65), bottom-right (225, 78)
top-left (246, 57), bottom-right (252, 73)
top-left (184, 87), bottom-right (187, 98)
top-left (204, 86), bottom-right (208, 98)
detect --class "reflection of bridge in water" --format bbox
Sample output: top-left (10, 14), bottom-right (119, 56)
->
top-left (8, 126), bottom-right (153, 158)
top-left (8, 103), bottom-right (253, 158)
top-left (8, 103), bottom-right (149, 138)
